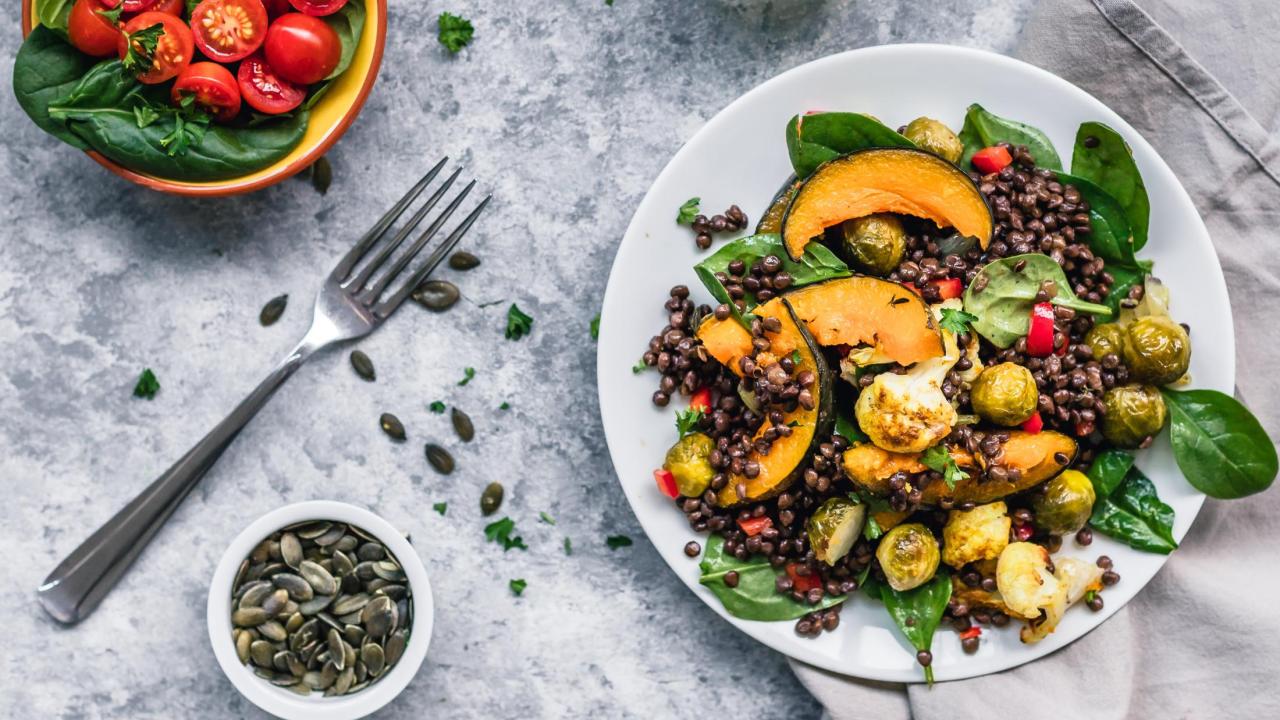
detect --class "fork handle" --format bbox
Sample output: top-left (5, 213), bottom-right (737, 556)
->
top-left (37, 344), bottom-right (314, 625)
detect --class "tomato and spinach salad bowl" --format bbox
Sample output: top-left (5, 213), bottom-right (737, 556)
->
top-left (16, 0), bottom-right (386, 196)
top-left (597, 46), bottom-right (1277, 683)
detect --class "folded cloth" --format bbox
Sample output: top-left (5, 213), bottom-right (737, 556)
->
top-left (792, 1), bottom-right (1280, 717)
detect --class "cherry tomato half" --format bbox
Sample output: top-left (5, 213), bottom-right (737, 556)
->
top-left (172, 61), bottom-right (242, 121)
top-left (264, 13), bottom-right (340, 85)
top-left (263, 0), bottom-right (292, 17)
top-left (151, 0), bottom-right (186, 16)
top-left (237, 53), bottom-right (306, 114)
top-left (117, 11), bottom-right (193, 84)
top-left (68, 0), bottom-right (120, 57)
top-left (190, 0), bottom-right (269, 63)
top-left (287, 0), bottom-right (347, 17)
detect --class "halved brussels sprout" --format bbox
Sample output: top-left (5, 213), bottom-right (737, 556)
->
top-left (875, 522), bottom-right (940, 591)
top-left (903, 117), bottom-right (964, 164)
top-left (1101, 384), bottom-right (1168, 448)
top-left (1032, 469), bottom-right (1096, 535)
top-left (971, 362), bottom-right (1039, 426)
top-left (839, 214), bottom-right (906, 277)
top-left (1123, 316), bottom-right (1190, 386)
top-left (664, 432), bottom-right (715, 497)
top-left (1084, 322), bottom-right (1126, 361)
top-left (807, 497), bottom-right (867, 566)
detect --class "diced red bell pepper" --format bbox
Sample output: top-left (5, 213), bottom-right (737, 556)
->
top-left (1013, 523), bottom-right (1035, 542)
top-left (959, 626), bottom-right (982, 640)
top-left (738, 516), bottom-right (773, 537)
top-left (1026, 302), bottom-right (1056, 357)
top-left (654, 469), bottom-right (678, 499)
top-left (972, 146), bottom-right (1013, 174)
top-left (689, 387), bottom-right (712, 413)
top-left (930, 277), bottom-right (963, 300)
top-left (786, 562), bottom-right (823, 593)
top-left (1021, 412), bottom-right (1043, 434)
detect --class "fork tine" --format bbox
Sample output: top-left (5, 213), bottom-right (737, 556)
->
top-left (375, 195), bottom-right (492, 317)
top-left (361, 180), bottom-right (476, 301)
top-left (345, 167), bottom-right (463, 292)
top-left (329, 157), bottom-right (448, 283)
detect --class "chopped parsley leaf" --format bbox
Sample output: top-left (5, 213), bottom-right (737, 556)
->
top-left (499, 401), bottom-right (510, 410)
top-left (133, 368), bottom-right (160, 399)
top-left (509, 578), bottom-right (527, 596)
top-left (433, 502), bottom-right (448, 515)
top-left (437, 12), bottom-right (474, 53)
top-left (429, 401), bottom-right (447, 413)
top-left (484, 516), bottom-right (528, 551)
top-left (539, 511), bottom-right (556, 525)
top-left (590, 314), bottom-right (600, 340)
top-left (458, 367), bottom-right (476, 386)
top-left (676, 197), bottom-right (700, 224)
top-left (939, 308), bottom-right (980, 336)
top-left (505, 303), bottom-right (534, 340)
top-left (121, 23), bottom-right (164, 74)
top-left (921, 444), bottom-right (970, 490)
top-left (606, 534), bottom-right (633, 550)
top-left (632, 359), bottom-right (648, 374)
top-left (863, 514), bottom-right (883, 541)
top-left (563, 537), bottom-right (573, 555)
top-left (675, 408), bottom-right (703, 437)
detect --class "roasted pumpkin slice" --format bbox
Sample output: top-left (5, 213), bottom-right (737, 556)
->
top-left (716, 300), bottom-right (834, 507)
top-left (780, 148), bottom-right (993, 261)
top-left (696, 277), bottom-right (944, 370)
top-left (841, 430), bottom-right (1077, 505)
top-left (756, 176), bottom-right (803, 235)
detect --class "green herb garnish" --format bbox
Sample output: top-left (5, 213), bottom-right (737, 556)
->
top-left (606, 534), bottom-right (633, 549)
top-left (429, 401), bottom-right (446, 413)
top-left (862, 514), bottom-right (883, 541)
top-left (675, 408), bottom-right (703, 437)
top-left (458, 367), bottom-right (476, 386)
top-left (563, 537), bottom-right (573, 555)
top-left (590, 314), bottom-right (600, 340)
top-left (133, 368), bottom-right (160, 399)
top-left (676, 197), bottom-right (700, 224)
top-left (939, 307), bottom-right (979, 335)
top-left (499, 401), bottom-right (510, 410)
top-left (433, 502), bottom-right (447, 516)
top-left (505, 303), bottom-right (533, 340)
top-left (509, 578), bottom-right (527, 596)
top-left (437, 12), bottom-right (474, 53)
top-left (133, 104), bottom-right (158, 128)
top-left (121, 23), bottom-right (164, 75)
top-left (539, 512), bottom-right (556, 525)
top-left (921, 444), bottom-right (968, 490)
top-left (484, 516), bottom-right (527, 551)
top-left (632, 359), bottom-right (648, 374)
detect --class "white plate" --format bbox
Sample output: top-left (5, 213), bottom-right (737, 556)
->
top-left (596, 44), bottom-right (1232, 682)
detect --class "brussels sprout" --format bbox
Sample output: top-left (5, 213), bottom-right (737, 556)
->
top-left (970, 362), bottom-right (1039, 426)
top-left (1032, 470), bottom-right (1096, 535)
top-left (807, 497), bottom-right (867, 565)
top-left (1122, 316), bottom-right (1191, 386)
top-left (1084, 323), bottom-right (1126, 361)
top-left (903, 117), bottom-right (964, 164)
top-left (840, 214), bottom-right (906, 276)
top-left (1101, 384), bottom-right (1168, 448)
top-left (875, 523), bottom-right (940, 591)
top-left (664, 432), bottom-right (715, 497)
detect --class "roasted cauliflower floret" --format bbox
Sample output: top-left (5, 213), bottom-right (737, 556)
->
top-left (942, 501), bottom-right (1011, 568)
top-left (996, 542), bottom-right (1065, 621)
top-left (1020, 557), bottom-right (1105, 643)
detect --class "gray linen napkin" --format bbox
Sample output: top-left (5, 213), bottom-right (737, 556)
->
top-left (791, 1), bottom-right (1280, 716)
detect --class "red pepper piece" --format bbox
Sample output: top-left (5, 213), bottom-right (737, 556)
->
top-left (959, 626), bottom-right (982, 640)
top-left (654, 469), bottom-right (678, 499)
top-left (738, 516), bottom-right (773, 537)
top-left (689, 387), bottom-right (712, 413)
top-left (1026, 302), bottom-right (1056, 357)
top-left (1021, 412), bottom-right (1043, 434)
top-left (786, 562), bottom-right (823, 593)
top-left (930, 277), bottom-right (963, 300)
top-left (972, 146), bottom-right (1013, 174)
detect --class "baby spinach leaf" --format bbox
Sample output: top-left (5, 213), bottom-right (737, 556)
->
top-left (12, 26), bottom-right (96, 150)
top-left (876, 573), bottom-right (952, 685)
top-left (322, 0), bottom-right (366, 80)
top-left (1085, 449), bottom-right (1135, 499)
top-left (1072, 122), bottom-right (1150, 251)
top-left (1089, 465), bottom-right (1177, 554)
top-left (785, 112), bottom-right (915, 179)
top-left (1163, 388), bottom-right (1278, 499)
top-left (1111, 468), bottom-right (1176, 547)
top-left (698, 534), bottom-right (844, 621)
top-left (1054, 171), bottom-right (1136, 267)
top-left (35, 0), bottom-right (74, 37)
top-left (835, 406), bottom-right (868, 444)
top-left (1102, 259), bottom-right (1153, 315)
top-left (693, 233), bottom-right (850, 312)
top-left (962, 254), bottom-right (1112, 348)
top-left (957, 103), bottom-right (1062, 170)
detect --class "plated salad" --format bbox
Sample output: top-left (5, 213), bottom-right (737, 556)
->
top-left (641, 105), bottom-right (1278, 681)
top-left (13, 0), bottom-right (365, 181)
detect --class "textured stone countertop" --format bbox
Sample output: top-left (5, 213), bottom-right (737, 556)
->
top-left (1, 1), bottom-right (1030, 717)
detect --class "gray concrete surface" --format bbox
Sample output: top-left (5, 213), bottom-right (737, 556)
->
top-left (0, 1), bottom-right (1031, 717)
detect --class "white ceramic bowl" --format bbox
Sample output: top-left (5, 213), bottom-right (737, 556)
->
top-left (207, 501), bottom-right (434, 720)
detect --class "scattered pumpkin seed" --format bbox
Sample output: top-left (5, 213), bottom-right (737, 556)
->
top-left (350, 351), bottom-right (376, 382)
top-left (480, 482), bottom-right (504, 516)
top-left (425, 444), bottom-right (455, 474)
top-left (259, 295), bottom-right (288, 326)
top-left (411, 280), bottom-right (460, 311)
top-left (448, 251), bottom-right (480, 270)
top-left (451, 407), bottom-right (475, 442)
top-left (380, 413), bottom-right (406, 441)
top-left (311, 156), bottom-right (332, 195)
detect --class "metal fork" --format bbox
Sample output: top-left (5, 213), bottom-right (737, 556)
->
top-left (37, 158), bottom-right (490, 625)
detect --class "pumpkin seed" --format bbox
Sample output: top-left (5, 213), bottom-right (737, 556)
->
top-left (273, 650), bottom-right (292, 672)
top-left (343, 624), bottom-right (365, 646)
top-left (285, 612), bottom-right (304, 633)
top-left (233, 559), bottom-right (249, 590)
top-left (334, 534), bottom-right (359, 553)
top-left (311, 156), bottom-right (332, 195)
top-left (259, 295), bottom-right (288, 326)
top-left (235, 630), bottom-right (252, 664)
top-left (356, 543), bottom-right (385, 562)
top-left (261, 588), bottom-right (289, 615)
top-left (314, 525), bottom-right (347, 547)
top-left (350, 351), bottom-right (375, 382)
top-left (451, 407), bottom-right (475, 442)
top-left (233, 608), bottom-right (269, 627)
top-left (361, 643), bottom-right (386, 676)
top-left (425, 444), bottom-right (455, 474)
top-left (372, 560), bottom-right (406, 583)
top-left (333, 593), bottom-right (371, 615)
top-left (327, 629), bottom-right (346, 671)
top-left (270, 672), bottom-right (300, 687)
top-left (303, 671), bottom-right (325, 690)
top-left (448, 251), bottom-right (480, 270)
top-left (379, 413), bottom-right (406, 441)
top-left (300, 560), bottom-right (337, 596)
top-left (238, 581), bottom-right (273, 609)
top-left (331, 550), bottom-right (354, 577)
top-left (298, 594), bottom-right (333, 615)
top-left (286, 682), bottom-right (312, 696)
top-left (250, 640), bottom-right (275, 668)
top-left (280, 533), bottom-right (303, 569)
top-left (333, 666), bottom-right (355, 695)
top-left (293, 521), bottom-right (332, 539)
top-left (384, 630), bottom-right (407, 666)
top-left (412, 280), bottom-right (460, 311)
top-left (259, 621), bottom-right (288, 642)
top-left (273, 573), bottom-right (314, 602)
top-left (480, 482), bottom-right (504, 516)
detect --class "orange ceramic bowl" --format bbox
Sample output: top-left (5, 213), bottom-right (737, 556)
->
top-left (21, 0), bottom-right (386, 197)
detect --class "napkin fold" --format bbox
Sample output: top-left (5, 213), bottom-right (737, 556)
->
top-left (793, 1), bottom-right (1280, 716)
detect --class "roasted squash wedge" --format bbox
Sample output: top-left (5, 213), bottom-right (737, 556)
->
top-left (716, 300), bottom-right (834, 507)
top-left (696, 277), bottom-right (944, 371)
top-left (780, 148), bottom-right (993, 261)
top-left (841, 430), bottom-right (1077, 505)
top-left (756, 176), bottom-right (803, 234)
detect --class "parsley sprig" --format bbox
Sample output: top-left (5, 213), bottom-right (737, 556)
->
top-left (674, 408), bottom-right (703, 437)
top-left (484, 517), bottom-right (528, 551)
top-left (121, 23), bottom-right (165, 75)
top-left (438, 12), bottom-right (474, 53)
top-left (676, 197), bottom-right (700, 224)
top-left (506, 303), bottom-right (533, 340)
top-left (133, 368), bottom-right (160, 399)
top-left (920, 444), bottom-right (970, 490)
top-left (939, 307), bottom-right (980, 335)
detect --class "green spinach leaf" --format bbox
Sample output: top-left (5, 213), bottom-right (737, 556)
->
top-left (1054, 171), bottom-right (1136, 267)
top-left (957, 104), bottom-right (1062, 170)
top-left (1102, 259), bottom-right (1153, 315)
top-left (1089, 464), bottom-right (1177, 554)
top-left (322, 0), bottom-right (366, 80)
top-left (1162, 388), bottom-right (1278, 499)
top-left (1072, 122), bottom-right (1150, 251)
top-left (12, 26), bottom-right (96, 150)
top-left (698, 534), bottom-right (844, 621)
top-left (35, 0), bottom-right (74, 36)
top-left (962, 254), bottom-right (1112, 348)
top-left (693, 233), bottom-right (850, 312)
top-left (877, 573), bottom-right (952, 684)
top-left (835, 406), bottom-right (868, 445)
top-left (785, 112), bottom-right (915, 179)
top-left (1084, 450), bottom-right (1135, 499)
